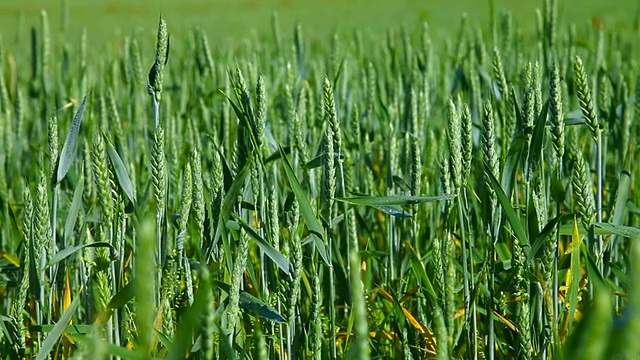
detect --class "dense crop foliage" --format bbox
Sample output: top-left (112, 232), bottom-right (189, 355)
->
top-left (1, 0), bottom-right (640, 358)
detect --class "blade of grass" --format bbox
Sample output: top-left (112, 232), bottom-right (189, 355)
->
top-left (46, 242), bottom-right (113, 269)
top-left (375, 205), bottom-right (413, 218)
top-left (72, 333), bottom-right (159, 360)
top-left (36, 289), bottom-right (81, 360)
top-left (107, 278), bottom-right (137, 309)
top-left (105, 137), bottom-right (136, 204)
top-left (232, 215), bottom-right (291, 274)
top-left (336, 194), bottom-right (455, 206)
top-left (279, 145), bottom-right (330, 266)
top-left (485, 166), bottom-right (529, 250)
top-left (405, 241), bottom-right (438, 303)
top-left (214, 280), bottom-right (286, 323)
top-left (55, 95), bottom-right (87, 185)
top-left (594, 222), bottom-right (640, 239)
top-left (63, 176), bottom-right (84, 243)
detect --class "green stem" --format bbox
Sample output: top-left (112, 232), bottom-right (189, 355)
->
top-left (488, 240), bottom-right (495, 360)
top-left (596, 131), bottom-right (603, 271)
top-left (456, 192), bottom-right (471, 352)
top-left (328, 258), bottom-right (336, 360)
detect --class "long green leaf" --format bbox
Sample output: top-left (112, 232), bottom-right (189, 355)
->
top-left (209, 158), bottom-right (252, 259)
top-left (581, 242), bottom-right (604, 285)
top-left (566, 217), bottom-right (582, 332)
top-left (302, 154), bottom-right (324, 170)
top-left (485, 167), bottom-right (529, 250)
top-left (239, 291), bottom-right (286, 323)
top-left (563, 248), bottom-right (611, 359)
top-left (72, 334), bottom-right (158, 360)
top-left (374, 205), bottom-right (413, 218)
top-left (336, 194), bottom-right (455, 207)
top-left (525, 100), bottom-right (549, 182)
top-left (221, 158), bottom-right (251, 221)
top-left (107, 278), bottom-right (137, 309)
top-left (63, 177), bottom-right (84, 243)
top-left (560, 222), bottom-right (640, 238)
top-left (30, 324), bottom-right (93, 334)
top-left (214, 281), bottom-right (286, 323)
top-left (154, 328), bottom-right (174, 350)
top-left (609, 170), bottom-right (631, 244)
top-left (405, 242), bottom-right (437, 303)
top-left (220, 89), bottom-right (260, 159)
top-left (55, 95), bottom-right (87, 185)
top-left (279, 145), bottom-right (330, 266)
top-left (232, 215), bottom-right (291, 274)
top-left (528, 214), bottom-right (575, 263)
top-left (500, 135), bottom-right (523, 200)
top-left (594, 222), bottom-right (640, 239)
top-left (28, 235), bottom-right (40, 299)
top-left (36, 291), bottom-right (81, 360)
top-left (46, 242), bottom-right (113, 269)
top-left (105, 137), bottom-right (136, 204)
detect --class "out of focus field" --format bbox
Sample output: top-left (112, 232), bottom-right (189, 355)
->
top-left (0, 0), bottom-right (636, 45)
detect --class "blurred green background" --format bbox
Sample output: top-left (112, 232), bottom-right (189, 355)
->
top-left (0, 0), bottom-right (637, 48)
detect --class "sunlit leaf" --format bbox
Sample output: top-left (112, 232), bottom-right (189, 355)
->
top-left (36, 290), bottom-right (81, 360)
top-left (279, 145), bottom-right (330, 266)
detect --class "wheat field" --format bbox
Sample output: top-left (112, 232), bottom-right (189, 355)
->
top-left (0, 0), bottom-right (640, 359)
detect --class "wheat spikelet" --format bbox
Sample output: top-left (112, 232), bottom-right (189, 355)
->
top-left (573, 56), bottom-right (600, 141)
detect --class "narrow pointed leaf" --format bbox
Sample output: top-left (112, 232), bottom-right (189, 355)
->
top-left (30, 324), bottom-right (93, 334)
top-left (47, 242), bottom-right (113, 269)
top-left (566, 217), bottom-right (582, 332)
top-left (107, 278), bottom-right (137, 309)
top-left (279, 145), bottom-right (330, 266)
top-left (56, 95), bottom-right (87, 185)
top-left (219, 90), bottom-right (259, 156)
top-left (302, 154), bottom-right (324, 170)
top-left (208, 157), bottom-right (251, 260)
top-left (239, 291), bottom-right (286, 323)
top-left (485, 167), bottom-right (529, 249)
top-left (405, 242), bottom-right (437, 302)
top-left (610, 170), bottom-right (631, 245)
top-left (594, 222), bottom-right (640, 239)
top-left (581, 242), bottom-right (604, 285)
top-left (221, 158), bottom-right (251, 220)
top-left (36, 292), bottom-right (80, 360)
top-left (563, 252), bottom-right (611, 359)
top-left (28, 238), bottom-right (40, 298)
top-left (214, 281), bottom-right (286, 323)
top-left (528, 214), bottom-right (575, 263)
top-left (71, 334), bottom-right (156, 360)
top-left (500, 135), bottom-right (523, 199)
top-left (336, 194), bottom-right (455, 207)
top-left (106, 138), bottom-right (136, 204)
top-left (233, 215), bottom-right (291, 274)
top-left (154, 328), bottom-right (174, 350)
top-left (375, 205), bottom-right (413, 218)
top-left (525, 100), bottom-right (549, 180)
top-left (63, 177), bottom-right (84, 242)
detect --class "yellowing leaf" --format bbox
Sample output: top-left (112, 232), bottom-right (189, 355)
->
top-left (375, 284), bottom-right (393, 302)
top-left (63, 270), bottom-right (72, 323)
top-left (493, 310), bottom-right (517, 332)
top-left (1, 250), bottom-right (20, 267)
top-left (402, 306), bottom-right (430, 335)
top-left (401, 306), bottom-right (437, 352)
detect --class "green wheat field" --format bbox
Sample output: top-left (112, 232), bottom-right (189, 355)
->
top-left (1, 0), bottom-right (640, 359)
